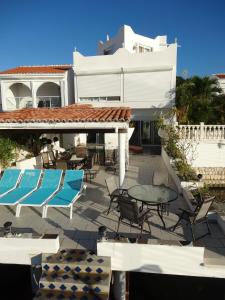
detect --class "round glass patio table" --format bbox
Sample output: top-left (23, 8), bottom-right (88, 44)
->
top-left (128, 185), bottom-right (178, 228)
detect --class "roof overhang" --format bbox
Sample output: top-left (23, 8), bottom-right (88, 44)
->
top-left (0, 121), bottom-right (128, 134)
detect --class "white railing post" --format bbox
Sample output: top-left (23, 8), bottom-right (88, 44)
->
top-left (200, 122), bottom-right (204, 140)
top-left (176, 122), bottom-right (225, 141)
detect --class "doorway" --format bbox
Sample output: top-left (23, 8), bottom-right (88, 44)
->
top-left (129, 121), bottom-right (161, 146)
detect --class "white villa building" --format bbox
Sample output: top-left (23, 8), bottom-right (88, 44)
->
top-left (0, 25), bottom-right (177, 154)
top-left (214, 74), bottom-right (225, 94)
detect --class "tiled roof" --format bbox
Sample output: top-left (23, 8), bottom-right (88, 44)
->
top-left (0, 104), bottom-right (131, 123)
top-left (0, 65), bottom-right (72, 74)
top-left (215, 74), bottom-right (225, 79)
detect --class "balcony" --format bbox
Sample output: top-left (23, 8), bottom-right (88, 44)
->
top-left (6, 97), bottom-right (33, 110)
top-left (5, 96), bottom-right (61, 110)
top-left (37, 96), bottom-right (61, 108)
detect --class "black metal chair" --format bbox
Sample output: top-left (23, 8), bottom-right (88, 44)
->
top-left (82, 156), bottom-right (98, 182)
top-left (117, 195), bottom-right (152, 235)
top-left (40, 152), bottom-right (56, 169)
top-left (105, 176), bottom-right (127, 214)
top-left (172, 196), bottom-right (215, 241)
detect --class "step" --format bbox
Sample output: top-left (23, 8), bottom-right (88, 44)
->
top-left (41, 271), bottom-right (109, 284)
top-left (42, 249), bottom-right (110, 270)
top-left (39, 277), bottom-right (110, 294)
top-left (34, 289), bottom-right (109, 300)
top-left (33, 249), bottom-right (111, 300)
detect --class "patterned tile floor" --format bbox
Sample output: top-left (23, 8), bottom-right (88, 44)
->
top-left (0, 154), bottom-right (224, 263)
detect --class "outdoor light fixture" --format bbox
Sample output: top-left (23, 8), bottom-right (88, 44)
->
top-left (3, 221), bottom-right (12, 237)
top-left (98, 226), bottom-right (107, 241)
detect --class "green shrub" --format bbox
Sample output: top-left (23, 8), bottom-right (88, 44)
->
top-left (0, 135), bottom-right (17, 168)
top-left (175, 160), bottom-right (197, 181)
top-left (156, 113), bottom-right (197, 181)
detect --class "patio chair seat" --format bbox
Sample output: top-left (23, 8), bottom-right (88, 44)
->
top-left (117, 195), bottom-right (152, 236)
top-left (105, 176), bottom-right (128, 214)
top-left (172, 195), bottom-right (215, 241)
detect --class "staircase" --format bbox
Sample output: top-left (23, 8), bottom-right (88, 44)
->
top-left (33, 249), bottom-right (111, 300)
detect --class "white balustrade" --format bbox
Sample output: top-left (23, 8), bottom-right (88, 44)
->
top-left (175, 122), bottom-right (225, 141)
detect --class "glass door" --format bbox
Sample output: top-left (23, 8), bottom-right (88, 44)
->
top-left (141, 121), bottom-right (151, 145)
top-left (129, 121), bottom-right (141, 145)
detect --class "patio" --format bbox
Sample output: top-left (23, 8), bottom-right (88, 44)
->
top-left (1, 154), bottom-right (225, 258)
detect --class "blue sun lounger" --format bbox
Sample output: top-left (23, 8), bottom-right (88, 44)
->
top-left (0, 169), bottom-right (42, 209)
top-left (16, 169), bottom-right (63, 217)
top-left (43, 170), bottom-right (84, 219)
top-left (0, 169), bottom-right (22, 197)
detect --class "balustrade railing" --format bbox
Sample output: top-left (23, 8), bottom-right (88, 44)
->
top-left (6, 96), bottom-right (61, 110)
top-left (37, 96), bottom-right (61, 108)
top-left (175, 122), bottom-right (225, 140)
top-left (6, 97), bottom-right (33, 109)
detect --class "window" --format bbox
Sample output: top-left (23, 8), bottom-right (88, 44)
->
top-left (104, 49), bottom-right (111, 55)
top-left (136, 44), bottom-right (153, 53)
top-left (79, 96), bottom-right (120, 102)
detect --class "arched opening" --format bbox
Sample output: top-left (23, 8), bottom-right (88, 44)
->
top-left (6, 83), bottom-right (32, 110)
top-left (36, 82), bottom-right (61, 108)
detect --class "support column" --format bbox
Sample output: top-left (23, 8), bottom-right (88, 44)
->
top-left (60, 81), bottom-right (65, 107)
top-left (118, 129), bottom-right (126, 188)
top-left (31, 82), bottom-right (37, 108)
top-left (113, 271), bottom-right (126, 300)
top-left (0, 81), bottom-right (7, 111)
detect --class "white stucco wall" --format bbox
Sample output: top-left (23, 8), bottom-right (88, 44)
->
top-left (218, 77), bottom-right (225, 94)
top-left (62, 133), bottom-right (87, 148)
top-left (97, 25), bottom-right (168, 55)
top-left (0, 72), bottom-right (69, 110)
top-left (105, 133), bottom-right (118, 150)
top-left (36, 82), bottom-right (60, 96)
top-left (73, 44), bottom-right (177, 110)
top-left (185, 140), bottom-right (225, 167)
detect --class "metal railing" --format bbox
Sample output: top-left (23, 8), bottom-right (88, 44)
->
top-left (6, 96), bottom-right (61, 110)
top-left (6, 97), bottom-right (33, 109)
top-left (175, 122), bottom-right (225, 141)
top-left (37, 96), bottom-right (61, 108)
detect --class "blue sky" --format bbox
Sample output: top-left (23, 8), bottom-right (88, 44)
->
top-left (0, 0), bottom-right (225, 77)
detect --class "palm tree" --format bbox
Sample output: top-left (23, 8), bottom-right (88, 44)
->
top-left (211, 94), bottom-right (225, 124)
top-left (176, 78), bottom-right (195, 124)
top-left (176, 76), bottom-right (222, 124)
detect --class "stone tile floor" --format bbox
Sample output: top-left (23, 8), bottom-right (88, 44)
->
top-left (0, 154), bottom-right (225, 263)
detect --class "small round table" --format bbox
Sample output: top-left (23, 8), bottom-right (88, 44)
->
top-left (128, 185), bottom-right (178, 229)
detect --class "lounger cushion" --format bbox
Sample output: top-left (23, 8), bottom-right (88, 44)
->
top-left (0, 169), bottom-right (41, 205)
top-left (0, 188), bottom-right (34, 204)
top-left (46, 189), bottom-right (80, 206)
top-left (19, 170), bottom-right (62, 206)
top-left (0, 169), bottom-right (21, 196)
top-left (20, 188), bottom-right (57, 206)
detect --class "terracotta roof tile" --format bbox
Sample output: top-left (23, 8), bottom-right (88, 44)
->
top-left (215, 74), bottom-right (225, 79)
top-left (0, 65), bottom-right (72, 74)
top-left (0, 104), bottom-right (131, 123)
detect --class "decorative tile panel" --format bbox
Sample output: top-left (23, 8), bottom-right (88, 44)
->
top-left (33, 249), bottom-right (111, 300)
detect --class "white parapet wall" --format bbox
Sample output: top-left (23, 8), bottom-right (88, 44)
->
top-left (16, 155), bottom-right (42, 169)
top-left (175, 123), bottom-right (225, 167)
top-left (97, 242), bottom-right (225, 278)
top-left (186, 141), bottom-right (225, 167)
top-left (0, 235), bottom-right (60, 265)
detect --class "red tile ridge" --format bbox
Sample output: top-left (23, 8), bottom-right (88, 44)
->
top-left (0, 65), bottom-right (72, 74)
